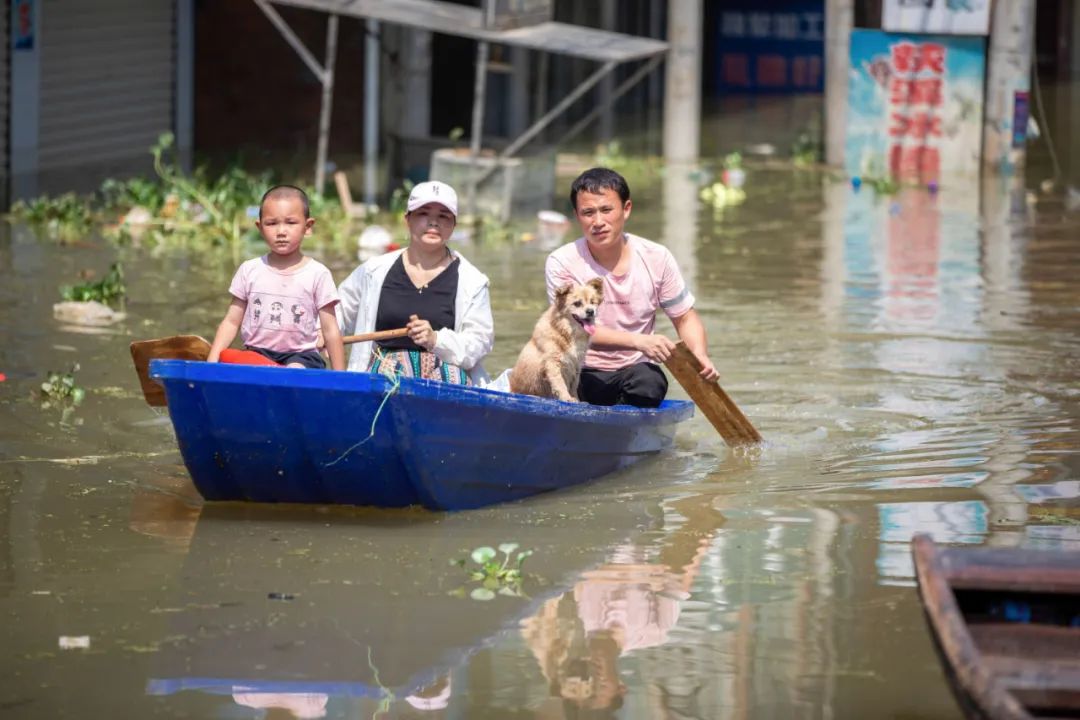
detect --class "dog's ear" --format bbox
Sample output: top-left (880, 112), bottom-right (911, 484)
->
top-left (587, 277), bottom-right (604, 297)
top-left (554, 283), bottom-right (573, 306)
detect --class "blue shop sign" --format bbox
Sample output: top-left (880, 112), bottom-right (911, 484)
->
top-left (715, 1), bottom-right (825, 94)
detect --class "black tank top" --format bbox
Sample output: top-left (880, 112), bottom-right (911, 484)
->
top-left (375, 254), bottom-right (459, 351)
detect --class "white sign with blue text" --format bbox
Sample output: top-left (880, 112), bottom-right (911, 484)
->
top-left (882, 0), bottom-right (990, 36)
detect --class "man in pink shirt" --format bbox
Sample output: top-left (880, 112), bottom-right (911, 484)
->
top-left (545, 168), bottom-right (718, 408)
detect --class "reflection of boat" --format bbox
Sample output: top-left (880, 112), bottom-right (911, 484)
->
top-left (146, 498), bottom-right (663, 709)
top-left (911, 535), bottom-right (1080, 720)
top-left (150, 360), bottom-right (693, 511)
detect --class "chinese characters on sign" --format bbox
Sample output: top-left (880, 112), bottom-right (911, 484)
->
top-left (846, 30), bottom-right (985, 185)
top-left (888, 41), bottom-right (945, 181)
top-left (716, 3), bottom-right (825, 94)
top-left (13, 0), bottom-right (34, 50)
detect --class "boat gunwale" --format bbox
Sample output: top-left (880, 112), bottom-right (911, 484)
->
top-left (149, 359), bottom-right (695, 426)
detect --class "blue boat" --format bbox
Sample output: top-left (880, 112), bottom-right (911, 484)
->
top-left (150, 360), bottom-right (694, 511)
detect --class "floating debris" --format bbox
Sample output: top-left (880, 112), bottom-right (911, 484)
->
top-left (267, 592), bottom-right (296, 601)
top-left (58, 636), bottom-right (90, 650)
top-left (52, 300), bottom-right (126, 327)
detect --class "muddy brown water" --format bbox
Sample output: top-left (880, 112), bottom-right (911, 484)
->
top-left (2, 168), bottom-right (1078, 719)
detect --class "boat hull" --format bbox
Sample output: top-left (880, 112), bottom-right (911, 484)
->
top-left (150, 360), bottom-right (694, 511)
top-left (912, 534), bottom-right (1080, 720)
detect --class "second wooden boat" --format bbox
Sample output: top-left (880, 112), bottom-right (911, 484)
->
top-left (911, 534), bottom-right (1080, 719)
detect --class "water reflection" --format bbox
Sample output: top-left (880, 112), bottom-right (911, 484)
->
top-left (818, 168), bottom-right (1080, 592)
top-left (231, 691), bottom-right (329, 718)
top-left (876, 500), bottom-right (988, 585)
top-left (141, 492), bottom-right (669, 718)
top-left (521, 494), bottom-right (721, 718)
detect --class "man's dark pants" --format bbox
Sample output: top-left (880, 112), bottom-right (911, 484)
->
top-left (577, 363), bottom-right (668, 408)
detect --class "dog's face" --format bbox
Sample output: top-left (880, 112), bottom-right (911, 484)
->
top-left (554, 278), bottom-right (603, 336)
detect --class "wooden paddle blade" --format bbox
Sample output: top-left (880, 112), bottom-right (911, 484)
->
top-left (130, 335), bottom-right (211, 407)
top-left (664, 342), bottom-right (762, 447)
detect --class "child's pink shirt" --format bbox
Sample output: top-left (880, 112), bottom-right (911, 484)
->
top-left (545, 233), bottom-right (695, 371)
top-left (228, 255), bottom-right (339, 353)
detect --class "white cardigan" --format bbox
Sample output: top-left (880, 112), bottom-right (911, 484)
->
top-left (336, 248), bottom-right (494, 384)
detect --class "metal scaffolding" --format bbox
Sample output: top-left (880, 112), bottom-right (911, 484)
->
top-left (254, 0), bottom-right (668, 204)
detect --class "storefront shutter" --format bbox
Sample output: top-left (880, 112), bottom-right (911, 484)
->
top-left (37, 0), bottom-right (174, 193)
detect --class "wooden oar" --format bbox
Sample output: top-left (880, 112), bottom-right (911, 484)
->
top-left (130, 327), bottom-right (409, 407)
top-left (663, 341), bottom-right (762, 447)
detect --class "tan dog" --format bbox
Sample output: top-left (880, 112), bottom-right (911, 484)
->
top-left (510, 279), bottom-right (603, 402)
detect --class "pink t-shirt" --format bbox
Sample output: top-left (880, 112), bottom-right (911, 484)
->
top-left (228, 255), bottom-right (339, 353)
top-left (545, 234), bottom-right (695, 371)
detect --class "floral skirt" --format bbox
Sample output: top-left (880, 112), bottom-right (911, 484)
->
top-left (368, 347), bottom-right (472, 386)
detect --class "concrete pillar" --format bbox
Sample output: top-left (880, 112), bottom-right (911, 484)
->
top-left (509, 47), bottom-right (529, 139)
top-left (363, 18), bottom-right (379, 205)
top-left (824, 0), bottom-right (854, 168)
top-left (598, 0), bottom-right (616, 143)
top-left (648, 0), bottom-right (665, 155)
top-left (1069, 2), bottom-right (1080, 185)
top-left (314, 14), bottom-right (339, 196)
top-left (662, 165), bottom-right (698, 287)
top-left (982, 0), bottom-right (1036, 175)
top-left (401, 29), bottom-right (432, 139)
top-left (663, 0), bottom-right (703, 163)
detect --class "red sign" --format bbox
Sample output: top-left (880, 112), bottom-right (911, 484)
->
top-left (887, 41), bottom-right (945, 182)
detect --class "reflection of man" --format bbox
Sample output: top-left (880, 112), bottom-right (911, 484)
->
top-left (231, 691), bottom-right (328, 719)
top-left (521, 496), bottom-right (720, 717)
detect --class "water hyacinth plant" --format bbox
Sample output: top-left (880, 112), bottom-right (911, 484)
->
top-left (451, 543), bottom-right (534, 601)
top-left (39, 364), bottom-right (86, 425)
top-left (9, 193), bottom-right (95, 241)
top-left (60, 262), bottom-right (125, 304)
top-left (40, 365), bottom-right (86, 406)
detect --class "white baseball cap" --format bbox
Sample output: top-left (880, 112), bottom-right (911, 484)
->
top-left (407, 181), bottom-right (458, 218)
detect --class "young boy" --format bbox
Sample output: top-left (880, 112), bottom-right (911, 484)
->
top-left (207, 185), bottom-right (346, 370)
top-left (544, 167), bottom-right (718, 408)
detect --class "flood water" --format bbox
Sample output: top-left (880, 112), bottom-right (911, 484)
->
top-left (2, 161), bottom-right (1079, 719)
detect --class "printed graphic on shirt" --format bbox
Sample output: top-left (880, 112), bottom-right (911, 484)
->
top-left (247, 292), bottom-right (315, 336)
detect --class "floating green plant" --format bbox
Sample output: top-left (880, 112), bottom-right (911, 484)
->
top-left (9, 193), bottom-right (95, 240)
top-left (60, 262), bottom-right (125, 303)
top-left (40, 364), bottom-right (86, 407)
top-left (450, 543), bottom-right (533, 600)
top-left (791, 131), bottom-right (824, 167)
top-left (100, 175), bottom-right (167, 215)
top-left (38, 364), bottom-right (86, 426)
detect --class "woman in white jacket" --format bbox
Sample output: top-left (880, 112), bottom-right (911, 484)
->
top-left (336, 181), bottom-right (494, 386)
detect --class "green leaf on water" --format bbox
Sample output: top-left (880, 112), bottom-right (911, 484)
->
top-left (471, 546), bottom-right (496, 565)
